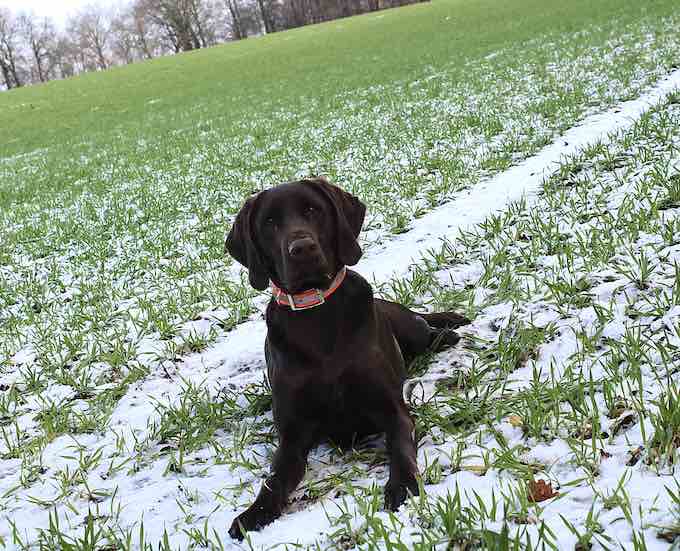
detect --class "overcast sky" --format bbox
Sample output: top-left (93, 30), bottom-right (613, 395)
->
top-left (0, 0), bottom-right (122, 26)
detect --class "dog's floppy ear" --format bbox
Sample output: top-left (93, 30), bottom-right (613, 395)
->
top-left (303, 176), bottom-right (366, 266)
top-left (224, 193), bottom-right (270, 290)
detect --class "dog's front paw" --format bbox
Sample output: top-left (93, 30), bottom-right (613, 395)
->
top-left (384, 475), bottom-right (419, 511)
top-left (228, 506), bottom-right (277, 541)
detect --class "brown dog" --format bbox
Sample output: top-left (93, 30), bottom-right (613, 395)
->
top-left (225, 177), bottom-right (467, 539)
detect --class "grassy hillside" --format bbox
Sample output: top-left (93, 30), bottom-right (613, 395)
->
top-left (0, 0), bottom-right (677, 156)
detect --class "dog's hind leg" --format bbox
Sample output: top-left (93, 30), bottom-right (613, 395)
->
top-left (376, 300), bottom-right (470, 358)
top-left (420, 311), bottom-right (470, 350)
top-left (376, 299), bottom-right (433, 358)
top-left (421, 311), bottom-right (470, 330)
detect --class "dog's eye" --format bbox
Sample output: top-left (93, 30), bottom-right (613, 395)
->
top-left (265, 217), bottom-right (276, 226)
top-left (304, 206), bottom-right (316, 217)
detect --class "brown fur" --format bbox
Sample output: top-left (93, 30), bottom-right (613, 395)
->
top-left (225, 178), bottom-right (468, 539)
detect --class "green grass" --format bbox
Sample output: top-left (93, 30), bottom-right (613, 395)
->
top-left (0, 0), bottom-right (676, 157)
top-left (2, 0), bottom-right (680, 547)
top-left (245, 91), bottom-right (680, 551)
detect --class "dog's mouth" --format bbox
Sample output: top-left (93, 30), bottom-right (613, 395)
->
top-left (284, 270), bottom-right (334, 294)
top-left (282, 249), bottom-right (334, 294)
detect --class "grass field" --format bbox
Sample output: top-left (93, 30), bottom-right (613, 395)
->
top-left (1, 0), bottom-right (680, 548)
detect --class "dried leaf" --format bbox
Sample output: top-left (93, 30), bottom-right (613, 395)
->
top-left (607, 397), bottom-right (630, 419)
top-left (657, 526), bottom-right (680, 543)
top-left (460, 465), bottom-right (487, 476)
top-left (508, 415), bottom-right (523, 427)
top-left (527, 479), bottom-right (559, 503)
top-left (572, 423), bottom-right (593, 440)
top-left (626, 445), bottom-right (644, 466)
top-left (508, 513), bottom-right (538, 525)
top-left (610, 411), bottom-right (637, 436)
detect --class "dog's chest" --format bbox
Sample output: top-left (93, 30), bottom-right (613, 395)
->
top-left (309, 361), bottom-right (375, 429)
top-left (306, 362), bottom-right (351, 412)
top-left (325, 377), bottom-right (351, 414)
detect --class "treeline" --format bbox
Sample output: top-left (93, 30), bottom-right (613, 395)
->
top-left (0, 0), bottom-right (427, 90)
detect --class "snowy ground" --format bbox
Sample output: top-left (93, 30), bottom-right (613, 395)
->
top-left (2, 14), bottom-right (680, 551)
top-left (1, 76), bottom-right (679, 551)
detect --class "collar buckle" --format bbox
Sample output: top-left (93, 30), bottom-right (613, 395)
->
top-left (314, 289), bottom-right (325, 306)
top-left (287, 293), bottom-right (298, 311)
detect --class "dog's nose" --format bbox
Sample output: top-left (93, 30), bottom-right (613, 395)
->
top-left (288, 237), bottom-right (318, 258)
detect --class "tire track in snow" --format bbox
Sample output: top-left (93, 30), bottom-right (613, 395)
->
top-left (356, 67), bottom-right (680, 283)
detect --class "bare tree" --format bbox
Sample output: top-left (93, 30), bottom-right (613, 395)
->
top-left (130, 0), bottom-right (163, 59)
top-left (188, 0), bottom-right (214, 47)
top-left (140, 0), bottom-right (212, 52)
top-left (68, 5), bottom-right (112, 70)
top-left (0, 12), bottom-right (13, 88)
top-left (216, 0), bottom-right (264, 40)
top-left (270, 0), bottom-right (424, 29)
top-left (253, 0), bottom-right (271, 33)
top-left (111, 10), bottom-right (138, 64)
top-left (51, 34), bottom-right (80, 79)
top-left (284, 0), bottom-right (306, 28)
top-left (1, 0), bottom-right (429, 91)
top-left (224, 0), bottom-right (246, 39)
top-left (0, 8), bottom-right (25, 88)
top-left (19, 13), bottom-right (56, 82)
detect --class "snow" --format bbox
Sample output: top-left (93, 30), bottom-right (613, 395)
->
top-left (114, 69), bottom-right (680, 547)
top-left (356, 68), bottom-right (680, 284)
top-left (85, 70), bottom-right (680, 548)
top-left (2, 62), bottom-right (680, 551)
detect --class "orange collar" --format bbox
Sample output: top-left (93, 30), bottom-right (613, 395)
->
top-left (272, 267), bottom-right (347, 310)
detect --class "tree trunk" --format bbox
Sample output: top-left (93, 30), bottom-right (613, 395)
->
top-left (138, 32), bottom-right (153, 59)
top-left (177, 23), bottom-right (194, 51)
top-left (256, 0), bottom-right (273, 34)
top-left (94, 39), bottom-right (108, 69)
top-left (8, 55), bottom-right (21, 86)
top-left (189, 25), bottom-right (202, 49)
top-left (0, 59), bottom-right (13, 89)
top-left (226, 0), bottom-right (244, 40)
top-left (189, 0), bottom-right (208, 47)
top-left (32, 42), bottom-right (46, 82)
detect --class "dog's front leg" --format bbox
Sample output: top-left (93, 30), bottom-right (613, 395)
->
top-left (384, 405), bottom-right (419, 511)
top-left (229, 430), bottom-right (314, 540)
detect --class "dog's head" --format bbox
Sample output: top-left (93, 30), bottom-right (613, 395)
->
top-left (225, 177), bottom-right (366, 294)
